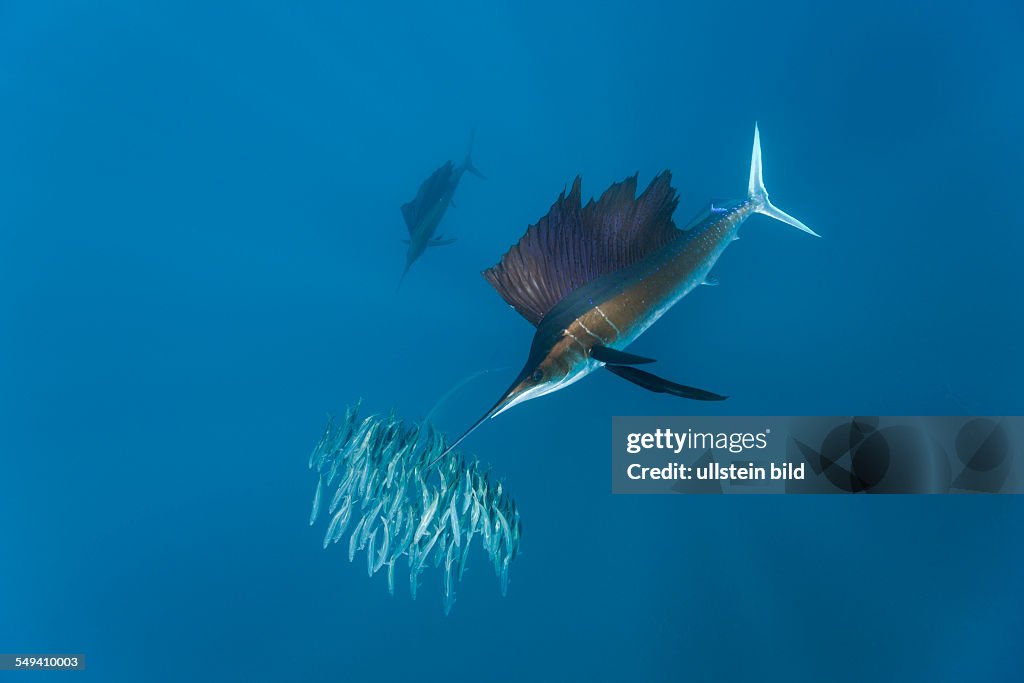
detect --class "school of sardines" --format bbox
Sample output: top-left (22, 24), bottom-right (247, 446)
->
top-left (307, 402), bottom-right (522, 614)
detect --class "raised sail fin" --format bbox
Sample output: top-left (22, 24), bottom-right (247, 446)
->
top-left (484, 173), bottom-right (682, 325)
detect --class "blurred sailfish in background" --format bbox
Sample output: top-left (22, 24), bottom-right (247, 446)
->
top-left (438, 125), bottom-right (819, 458)
top-left (399, 132), bottom-right (486, 284)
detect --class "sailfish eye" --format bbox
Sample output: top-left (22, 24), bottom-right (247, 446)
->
top-left (531, 369), bottom-right (544, 382)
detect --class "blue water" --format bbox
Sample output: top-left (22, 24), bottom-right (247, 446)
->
top-left (2, 1), bottom-right (1022, 681)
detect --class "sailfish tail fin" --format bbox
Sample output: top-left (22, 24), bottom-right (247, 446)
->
top-left (462, 128), bottom-right (486, 180)
top-left (748, 123), bottom-right (819, 237)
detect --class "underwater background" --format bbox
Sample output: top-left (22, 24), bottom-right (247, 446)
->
top-left (2, 1), bottom-right (1023, 681)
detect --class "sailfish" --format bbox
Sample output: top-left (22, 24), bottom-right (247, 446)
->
top-left (399, 135), bottom-right (486, 284)
top-left (437, 125), bottom-right (819, 459)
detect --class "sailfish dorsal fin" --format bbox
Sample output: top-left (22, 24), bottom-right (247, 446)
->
top-left (483, 172), bottom-right (681, 325)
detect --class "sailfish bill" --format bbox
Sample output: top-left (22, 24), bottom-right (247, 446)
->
top-left (429, 377), bottom-right (522, 465)
top-left (438, 124), bottom-right (818, 456)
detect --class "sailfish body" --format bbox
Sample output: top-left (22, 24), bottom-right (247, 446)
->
top-left (440, 125), bottom-right (819, 457)
top-left (400, 137), bottom-right (485, 283)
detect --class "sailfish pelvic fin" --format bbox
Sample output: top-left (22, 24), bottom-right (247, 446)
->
top-left (748, 123), bottom-right (820, 238)
top-left (605, 364), bottom-right (727, 401)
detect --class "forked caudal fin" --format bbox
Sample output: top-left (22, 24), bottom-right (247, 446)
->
top-left (748, 123), bottom-right (819, 237)
top-left (462, 128), bottom-right (486, 180)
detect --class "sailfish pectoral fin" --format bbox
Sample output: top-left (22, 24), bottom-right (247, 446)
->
top-left (605, 364), bottom-right (727, 401)
top-left (591, 345), bottom-right (656, 365)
